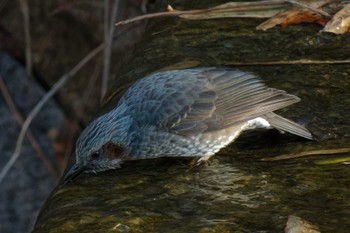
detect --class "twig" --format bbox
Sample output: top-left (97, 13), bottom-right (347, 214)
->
top-left (285, 0), bottom-right (331, 18)
top-left (82, 61), bottom-right (102, 113)
top-left (262, 147), bottom-right (350, 161)
top-left (0, 77), bottom-right (59, 178)
top-left (0, 43), bottom-right (104, 185)
top-left (115, 9), bottom-right (201, 26)
top-left (116, 1), bottom-right (288, 26)
top-left (228, 58), bottom-right (350, 66)
top-left (102, 0), bottom-right (109, 101)
top-left (102, 0), bottom-right (119, 101)
top-left (19, 0), bottom-right (32, 76)
top-left (58, 119), bottom-right (79, 174)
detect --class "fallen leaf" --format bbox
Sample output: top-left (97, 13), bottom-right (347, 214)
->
top-left (285, 215), bottom-right (320, 233)
top-left (258, 9), bottom-right (328, 30)
top-left (257, 0), bottom-right (332, 30)
top-left (323, 3), bottom-right (350, 34)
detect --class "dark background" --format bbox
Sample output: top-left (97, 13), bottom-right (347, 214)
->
top-left (0, 1), bottom-right (149, 232)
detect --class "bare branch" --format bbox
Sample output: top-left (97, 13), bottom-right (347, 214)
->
top-left (19, 0), bottom-right (32, 76)
top-left (228, 58), bottom-right (350, 66)
top-left (82, 61), bottom-right (102, 115)
top-left (262, 148), bottom-right (350, 161)
top-left (102, 0), bottom-right (120, 102)
top-left (115, 1), bottom-right (288, 26)
top-left (0, 43), bottom-right (104, 184)
top-left (0, 77), bottom-right (59, 178)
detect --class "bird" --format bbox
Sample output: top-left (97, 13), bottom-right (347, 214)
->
top-left (64, 67), bottom-right (312, 182)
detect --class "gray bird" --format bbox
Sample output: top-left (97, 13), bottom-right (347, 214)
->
top-left (64, 67), bottom-right (312, 181)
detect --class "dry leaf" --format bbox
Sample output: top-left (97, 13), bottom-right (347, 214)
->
top-left (323, 4), bottom-right (350, 34)
top-left (285, 215), bottom-right (320, 233)
top-left (257, 0), bottom-right (332, 30)
top-left (117, 0), bottom-right (337, 29)
top-left (257, 9), bottom-right (327, 30)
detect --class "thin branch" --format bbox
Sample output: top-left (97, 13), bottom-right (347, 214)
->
top-left (228, 58), bottom-right (350, 66)
top-left (103, 0), bottom-right (110, 98)
top-left (115, 8), bottom-right (228, 26)
top-left (19, 0), bottom-right (32, 76)
top-left (101, 0), bottom-right (109, 101)
top-left (115, 1), bottom-right (288, 26)
top-left (81, 61), bottom-right (102, 118)
top-left (58, 119), bottom-right (79, 175)
top-left (102, 0), bottom-right (119, 101)
top-left (262, 147), bottom-right (350, 161)
top-left (0, 43), bottom-right (104, 185)
top-left (0, 77), bottom-right (59, 178)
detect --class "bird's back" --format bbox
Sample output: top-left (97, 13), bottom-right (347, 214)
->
top-left (116, 68), bottom-right (311, 159)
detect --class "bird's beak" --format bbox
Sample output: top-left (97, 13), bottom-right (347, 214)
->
top-left (63, 163), bottom-right (85, 184)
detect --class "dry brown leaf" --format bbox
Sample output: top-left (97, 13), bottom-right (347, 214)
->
top-left (116, 0), bottom-right (336, 28)
top-left (323, 4), bottom-right (350, 34)
top-left (257, 9), bottom-right (327, 30)
top-left (285, 215), bottom-right (320, 233)
top-left (257, 0), bottom-right (332, 30)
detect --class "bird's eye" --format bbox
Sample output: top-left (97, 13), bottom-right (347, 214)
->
top-left (91, 152), bottom-right (100, 160)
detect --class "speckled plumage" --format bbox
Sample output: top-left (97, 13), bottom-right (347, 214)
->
top-left (65, 67), bottom-right (312, 179)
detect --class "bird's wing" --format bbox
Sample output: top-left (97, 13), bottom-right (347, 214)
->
top-left (201, 68), bottom-right (300, 131)
top-left (118, 68), bottom-right (302, 137)
top-left (118, 68), bottom-right (215, 136)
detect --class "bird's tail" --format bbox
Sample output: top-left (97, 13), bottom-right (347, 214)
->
top-left (263, 112), bottom-right (313, 140)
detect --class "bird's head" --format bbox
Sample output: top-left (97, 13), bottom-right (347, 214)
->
top-left (63, 109), bottom-right (132, 183)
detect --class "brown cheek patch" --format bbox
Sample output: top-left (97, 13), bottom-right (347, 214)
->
top-left (101, 142), bottom-right (129, 161)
